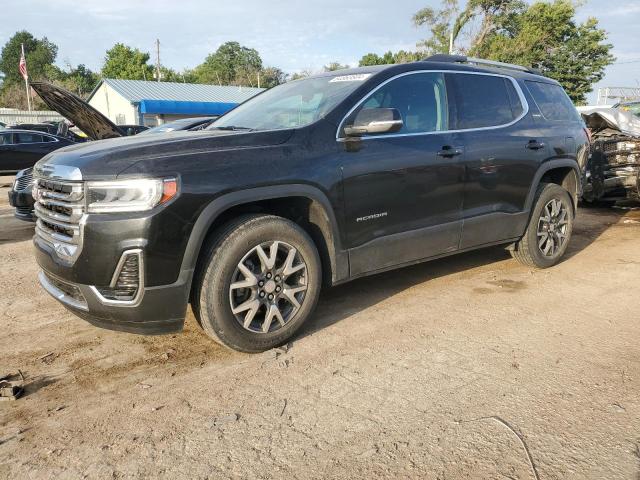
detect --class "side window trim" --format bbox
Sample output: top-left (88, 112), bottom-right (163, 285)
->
top-left (336, 70), bottom-right (529, 142)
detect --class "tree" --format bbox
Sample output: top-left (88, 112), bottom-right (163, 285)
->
top-left (259, 67), bottom-right (287, 88)
top-left (359, 50), bottom-right (421, 67)
top-left (51, 64), bottom-right (99, 97)
top-left (194, 42), bottom-right (263, 86)
top-left (101, 43), bottom-right (154, 80)
top-left (472, 0), bottom-right (614, 103)
top-left (413, 0), bottom-right (460, 54)
top-left (323, 62), bottom-right (350, 72)
top-left (290, 70), bottom-right (314, 81)
top-left (412, 0), bottom-right (614, 103)
top-left (0, 31), bottom-right (58, 87)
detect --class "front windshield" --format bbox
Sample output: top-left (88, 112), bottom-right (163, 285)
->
top-left (619, 103), bottom-right (640, 118)
top-left (207, 73), bottom-right (373, 131)
top-left (139, 120), bottom-right (189, 135)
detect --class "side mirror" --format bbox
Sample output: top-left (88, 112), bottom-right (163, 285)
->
top-left (344, 108), bottom-right (403, 137)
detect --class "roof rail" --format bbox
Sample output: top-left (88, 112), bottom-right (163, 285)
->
top-left (424, 54), bottom-right (540, 75)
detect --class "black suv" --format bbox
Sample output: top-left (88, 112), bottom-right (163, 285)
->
top-left (32, 55), bottom-right (588, 352)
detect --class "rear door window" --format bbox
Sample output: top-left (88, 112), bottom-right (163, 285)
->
top-left (0, 133), bottom-right (13, 145)
top-left (525, 81), bottom-right (580, 122)
top-left (449, 73), bottom-right (523, 129)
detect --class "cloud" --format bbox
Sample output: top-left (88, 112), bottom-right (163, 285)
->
top-left (1, 0), bottom-right (428, 73)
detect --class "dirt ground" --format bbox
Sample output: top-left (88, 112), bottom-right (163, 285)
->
top-left (0, 175), bottom-right (639, 479)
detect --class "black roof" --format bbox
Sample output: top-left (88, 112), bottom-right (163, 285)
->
top-left (311, 57), bottom-right (553, 84)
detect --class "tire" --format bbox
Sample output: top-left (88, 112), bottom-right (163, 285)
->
top-left (511, 183), bottom-right (574, 269)
top-left (192, 214), bottom-right (322, 353)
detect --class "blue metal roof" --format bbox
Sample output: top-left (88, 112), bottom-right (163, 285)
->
top-left (89, 78), bottom-right (264, 104)
top-left (138, 100), bottom-right (238, 116)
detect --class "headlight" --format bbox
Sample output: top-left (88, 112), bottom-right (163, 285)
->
top-left (86, 178), bottom-right (177, 213)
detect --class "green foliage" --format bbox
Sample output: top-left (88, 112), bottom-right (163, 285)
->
top-left (359, 50), bottom-right (422, 66)
top-left (101, 43), bottom-right (154, 80)
top-left (323, 62), bottom-right (350, 72)
top-left (0, 30), bottom-right (58, 86)
top-left (52, 64), bottom-right (100, 97)
top-left (154, 66), bottom-right (198, 83)
top-left (194, 42), bottom-right (263, 86)
top-left (259, 67), bottom-right (288, 88)
top-left (471, 0), bottom-right (614, 103)
top-left (413, 0), bottom-right (460, 54)
top-left (290, 70), bottom-right (314, 81)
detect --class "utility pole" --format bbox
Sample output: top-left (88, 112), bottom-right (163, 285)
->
top-left (449, 31), bottom-right (454, 54)
top-left (155, 38), bottom-right (161, 82)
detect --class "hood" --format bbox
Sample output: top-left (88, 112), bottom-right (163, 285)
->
top-left (577, 106), bottom-right (640, 138)
top-left (31, 82), bottom-right (124, 140)
top-left (36, 128), bottom-right (295, 178)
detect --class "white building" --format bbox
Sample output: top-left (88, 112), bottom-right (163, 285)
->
top-left (87, 79), bottom-right (264, 126)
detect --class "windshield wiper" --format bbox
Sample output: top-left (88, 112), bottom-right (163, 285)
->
top-left (211, 125), bottom-right (255, 132)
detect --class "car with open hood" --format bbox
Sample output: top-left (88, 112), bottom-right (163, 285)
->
top-left (32, 56), bottom-right (587, 352)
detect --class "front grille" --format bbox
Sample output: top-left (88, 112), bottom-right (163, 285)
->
top-left (34, 178), bottom-right (85, 262)
top-left (598, 138), bottom-right (640, 165)
top-left (14, 168), bottom-right (34, 191)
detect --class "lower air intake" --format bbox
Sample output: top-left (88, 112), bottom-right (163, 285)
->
top-left (96, 251), bottom-right (142, 302)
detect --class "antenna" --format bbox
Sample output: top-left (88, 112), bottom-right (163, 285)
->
top-left (155, 39), bottom-right (161, 82)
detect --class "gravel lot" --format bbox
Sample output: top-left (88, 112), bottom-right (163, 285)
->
top-left (1, 175), bottom-right (639, 479)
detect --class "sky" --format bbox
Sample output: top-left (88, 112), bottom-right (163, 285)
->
top-left (2, 0), bottom-right (639, 104)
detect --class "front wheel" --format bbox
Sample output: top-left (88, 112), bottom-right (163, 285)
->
top-left (511, 183), bottom-right (574, 269)
top-left (192, 214), bottom-right (322, 352)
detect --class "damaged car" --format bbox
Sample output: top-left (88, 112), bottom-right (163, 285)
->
top-left (579, 106), bottom-right (640, 203)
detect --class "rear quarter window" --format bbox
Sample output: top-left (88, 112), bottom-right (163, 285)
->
top-left (449, 73), bottom-right (524, 129)
top-left (525, 81), bottom-right (581, 122)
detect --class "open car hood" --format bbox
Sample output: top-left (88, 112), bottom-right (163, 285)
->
top-left (578, 106), bottom-right (640, 138)
top-left (31, 82), bottom-right (124, 140)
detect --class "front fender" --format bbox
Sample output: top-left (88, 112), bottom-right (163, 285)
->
top-left (180, 184), bottom-right (348, 292)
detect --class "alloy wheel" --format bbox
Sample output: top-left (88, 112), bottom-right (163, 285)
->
top-left (537, 198), bottom-right (569, 257)
top-left (229, 241), bottom-right (308, 333)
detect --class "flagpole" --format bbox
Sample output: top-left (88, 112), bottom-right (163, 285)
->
top-left (21, 43), bottom-right (32, 112)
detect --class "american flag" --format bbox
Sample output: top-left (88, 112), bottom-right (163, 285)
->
top-left (19, 49), bottom-right (28, 81)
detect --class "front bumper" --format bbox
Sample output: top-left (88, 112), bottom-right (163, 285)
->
top-left (37, 266), bottom-right (191, 335)
top-left (8, 188), bottom-right (35, 221)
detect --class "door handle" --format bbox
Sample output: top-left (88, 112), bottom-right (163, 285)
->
top-left (526, 140), bottom-right (545, 150)
top-left (437, 146), bottom-right (462, 158)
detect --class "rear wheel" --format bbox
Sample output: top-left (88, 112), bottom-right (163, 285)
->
top-left (192, 214), bottom-right (321, 352)
top-left (511, 183), bottom-right (574, 268)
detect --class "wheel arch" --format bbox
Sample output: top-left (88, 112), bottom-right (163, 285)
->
top-left (181, 185), bottom-right (348, 298)
top-left (525, 159), bottom-right (582, 213)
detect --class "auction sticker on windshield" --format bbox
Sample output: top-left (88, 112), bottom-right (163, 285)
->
top-left (329, 74), bottom-right (372, 83)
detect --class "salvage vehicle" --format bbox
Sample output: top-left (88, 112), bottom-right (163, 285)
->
top-left (32, 55), bottom-right (587, 352)
top-left (579, 106), bottom-right (640, 203)
top-left (0, 129), bottom-right (75, 174)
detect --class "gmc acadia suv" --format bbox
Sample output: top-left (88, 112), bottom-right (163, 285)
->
top-left (32, 55), bottom-right (588, 352)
